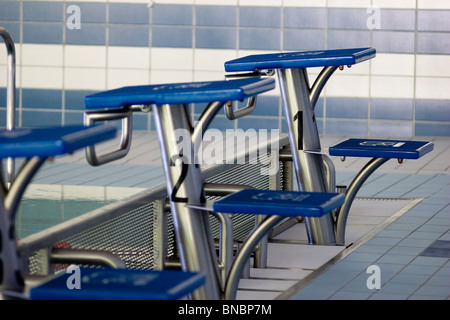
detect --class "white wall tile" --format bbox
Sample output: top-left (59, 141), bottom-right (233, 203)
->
top-left (21, 66), bottom-right (63, 89)
top-left (416, 55), bottom-right (450, 77)
top-left (21, 44), bottom-right (63, 67)
top-left (416, 77), bottom-right (450, 100)
top-left (325, 75), bottom-right (370, 98)
top-left (371, 53), bottom-right (415, 76)
top-left (194, 49), bottom-right (237, 71)
top-left (64, 67), bottom-right (106, 90)
top-left (373, 0), bottom-right (416, 9)
top-left (370, 76), bottom-right (414, 99)
top-left (418, 0), bottom-right (450, 10)
top-left (107, 69), bottom-right (150, 89)
top-left (328, 0), bottom-right (371, 8)
top-left (150, 69), bottom-right (193, 84)
top-left (108, 47), bottom-right (150, 69)
top-left (64, 45), bottom-right (106, 68)
top-left (283, 0), bottom-right (327, 7)
top-left (151, 48), bottom-right (193, 71)
top-left (193, 70), bottom-right (227, 82)
top-left (0, 65), bottom-right (21, 87)
top-left (238, 0), bottom-right (282, 7)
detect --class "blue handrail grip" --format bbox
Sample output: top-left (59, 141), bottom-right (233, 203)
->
top-left (213, 189), bottom-right (345, 218)
top-left (84, 78), bottom-right (276, 110)
top-left (329, 138), bottom-right (434, 159)
top-left (0, 125), bottom-right (117, 159)
top-left (224, 47), bottom-right (376, 72)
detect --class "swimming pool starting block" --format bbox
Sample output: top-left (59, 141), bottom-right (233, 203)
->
top-left (0, 125), bottom-right (117, 298)
top-left (213, 189), bottom-right (345, 218)
top-left (329, 138), bottom-right (434, 160)
top-left (225, 48), bottom-right (376, 246)
top-left (328, 138), bottom-right (434, 245)
top-left (29, 267), bottom-right (205, 300)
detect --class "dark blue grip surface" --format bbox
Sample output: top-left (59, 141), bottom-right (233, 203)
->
top-left (329, 138), bottom-right (434, 159)
top-left (84, 78), bottom-right (275, 110)
top-left (213, 189), bottom-right (345, 218)
top-left (0, 125), bottom-right (117, 159)
top-left (30, 268), bottom-right (205, 300)
top-left (224, 47), bottom-right (376, 72)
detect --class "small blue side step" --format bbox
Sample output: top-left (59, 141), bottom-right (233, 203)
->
top-left (329, 138), bottom-right (434, 159)
top-left (0, 125), bottom-right (117, 159)
top-left (224, 47), bottom-right (376, 72)
top-left (29, 268), bottom-right (205, 300)
top-left (213, 189), bottom-right (345, 218)
top-left (84, 78), bottom-right (275, 110)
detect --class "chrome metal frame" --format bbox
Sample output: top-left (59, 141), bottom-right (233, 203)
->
top-left (277, 68), bottom-right (336, 245)
top-left (0, 27), bottom-right (16, 188)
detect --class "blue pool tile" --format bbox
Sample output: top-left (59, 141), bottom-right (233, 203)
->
top-left (325, 119), bottom-right (368, 135)
top-left (239, 28), bottom-right (280, 51)
top-left (418, 10), bottom-right (450, 32)
top-left (0, 22), bottom-right (20, 42)
top-left (196, 28), bottom-right (236, 49)
top-left (64, 111), bottom-right (83, 126)
top-left (415, 99), bottom-right (450, 122)
top-left (417, 32), bottom-right (450, 54)
top-left (328, 8), bottom-right (368, 30)
top-left (67, 2), bottom-right (106, 24)
top-left (66, 24), bottom-right (106, 46)
top-left (371, 98), bottom-right (413, 120)
top-left (237, 116), bottom-right (279, 131)
top-left (379, 9), bottom-right (416, 31)
top-left (415, 122), bottom-right (450, 137)
top-left (370, 121), bottom-right (413, 137)
top-left (152, 26), bottom-right (192, 48)
top-left (373, 31), bottom-right (415, 53)
top-left (284, 7), bottom-right (326, 29)
top-left (23, 1), bottom-right (64, 22)
top-left (65, 90), bottom-right (98, 111)
top-left (23, 22), bottom-right (63, 44)
top-left (195, 6), bottom-right (237, 27)
top-left (207, 116), bottom-right (235, 131)
top-left (132, 113), bottom-right (150, 131)
top-left (326, 97), bottom-right (369, 119)
top-left (327, 30), bottom-right (371, 50)
top-left (22, 89), bottom-right (62, 110)
top-left (0, 1), bottom-right (20, 21)
top-left (239, 6), bottom-right (281, 28)
top-left (109, 25), bottom-right (149, 47)
top-left (152, 4), bottom-right (193, 26)
top-left (21, 110), bottom-right (62, 127)
top-left (109, 3), bottom-right (149, 25)
top-left (245, 95), bottom-right (279, 117)
top-left (283, 29), bottom-right (326, 51)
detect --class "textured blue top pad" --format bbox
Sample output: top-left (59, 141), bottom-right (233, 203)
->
top-left (329, 138), bottom-right (434, 159)
top-left (224, 47), bottom-right (376, 72)
top-left (85, 77), bottom-right (275, 110)
top-left (213, 189), bottom-right (345, 218)
top-left (29, 268), bottom-right (205, 300)
top-left (0, 125), bottom-right (116, 159)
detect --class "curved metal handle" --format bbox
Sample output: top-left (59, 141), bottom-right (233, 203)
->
top-left (84, 108), bottom-right (133, 166)
top-left (0, 27), bottom-right (17, 187)
top-left (224, 96), bottom-right (257, 120)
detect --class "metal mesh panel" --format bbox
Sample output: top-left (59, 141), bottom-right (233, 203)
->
top-left (24, 153), bottom-right (286, 274)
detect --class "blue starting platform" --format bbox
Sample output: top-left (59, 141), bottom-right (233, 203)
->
top-left (224, 47), bottom-right (376, 72)
top-left (213, 189), bottom-right (345, 218)
top-left (29, 268), bottom-right (205, 300)
top-left (329, 138), bottom-right (434, 159)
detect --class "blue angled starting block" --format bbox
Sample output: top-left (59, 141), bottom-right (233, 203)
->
top-left (329, 138), bottom-right (434, 160)
top-left (328, 138), bottom-right (434, 246)
top-left (29, 267), bottom-right (205, 300)
top-left (213, 189), bottom-right (345, 218)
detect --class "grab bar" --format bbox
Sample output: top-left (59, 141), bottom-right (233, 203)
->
top-left (0, 27), bottom-right (17, 188)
